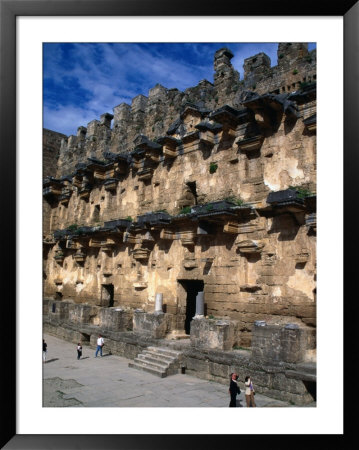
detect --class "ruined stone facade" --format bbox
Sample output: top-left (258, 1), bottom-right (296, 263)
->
top-left (43, 43), bottom-right (316, 403)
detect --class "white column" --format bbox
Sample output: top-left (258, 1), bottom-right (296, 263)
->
top-left (155, 293), bottom-right (163, 312)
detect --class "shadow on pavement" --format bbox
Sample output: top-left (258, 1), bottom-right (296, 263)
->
top-left (44, 358), bottom-right (59, 364)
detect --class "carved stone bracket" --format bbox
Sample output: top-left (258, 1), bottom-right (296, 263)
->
top-left (295, 249), bottom-right (310, 263)
top-left (138, 167), bottom-right (154, 181)
top-left (132, 247), bottom-right (151, 261)
top-left (236, 239), bottom-right (265, 254)
top-left (306, 213), bottom-right (316, 232)
top-left (73, 251), bottom-right (86, 263)
top-left (236, 135), bottom-right (264, 153)
top-left (179, 230), bottom-right (197, 247)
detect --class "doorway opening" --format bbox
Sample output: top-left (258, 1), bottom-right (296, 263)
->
top-left (179, 280), bottom-right (204, 335)
top-left (186, 181), bottom-right (198, 205)
top-left (80, 333), bottom-right (91, 346)
top-left (101, 283), bottom-right (114, 307)
top-left (303, 380), bottom-right (316, 402)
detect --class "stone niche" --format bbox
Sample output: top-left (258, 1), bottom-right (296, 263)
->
top-left (251, 321), bottom-right (316, 364)
top-left (98, 307), bottom-right (133, 332)
top-left (190, 316), bottom-right (235, 351)
top-left (133, 310), bottom-right (169, 339)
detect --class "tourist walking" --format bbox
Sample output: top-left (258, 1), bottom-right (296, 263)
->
top-left (229, 372), bottom-right (241, 407)
top-left (77, 343), bottom-right (82, 360)
top-left (95, 334), bottom-right (104, 357)
top-left (43, 339), bottom-right (47, 363)
top-left (245, 375), bottom-right (256, 407)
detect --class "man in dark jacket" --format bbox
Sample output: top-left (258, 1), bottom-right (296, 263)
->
top-left (229, 372), bottom-right (240, 407)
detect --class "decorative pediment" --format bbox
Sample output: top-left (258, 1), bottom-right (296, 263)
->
top-left (266, 189), bottom-right (305, 212)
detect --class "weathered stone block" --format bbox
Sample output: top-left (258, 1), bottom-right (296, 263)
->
top-left (47, 300), bottom-right (71, 322)
top-left (133, 310), bottom-right (169, 338)
top-left (68, 303), bottom-right (97, 325)
top-left (185, 357), bottom-right (210, 374)
top-left (251, 322), bottom-right (313, 364)
top-left (190, 317), bottom-right (235, 351)
top-left (98, 307), bottom-right (133, 332)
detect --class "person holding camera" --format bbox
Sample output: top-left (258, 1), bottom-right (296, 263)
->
top-left (229, 372), bottom-right (241, 407)
top-left (245, 375), bottom-right (256, 407)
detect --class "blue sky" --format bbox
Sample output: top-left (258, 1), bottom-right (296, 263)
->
top-left (43, 43), bottom-right (316, 136)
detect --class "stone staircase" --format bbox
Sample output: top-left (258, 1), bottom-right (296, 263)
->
top-left (128, 346), bottom-right (183, 378)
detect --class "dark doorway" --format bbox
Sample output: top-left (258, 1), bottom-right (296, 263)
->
top-left (186, 181), bottom-right (198, 205)
top-left (303, 381), bottom-right (316, 402)
top-left (101, 284), bottom-right (114, 307)
top-left (179, 280), bottom-right (204, 335)
top-left (81, 333), bottom-right (91, 345)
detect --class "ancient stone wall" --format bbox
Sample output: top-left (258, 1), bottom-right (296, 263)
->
top-left (43, 129), bottom-right (66, 178)
top-left (43, 129), bottom-right (67, 235)
top-left (43, 43), bottom-right (316, 348)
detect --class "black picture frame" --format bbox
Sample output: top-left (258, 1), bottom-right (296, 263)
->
top-left (1, 0), bottom-right (357, 448)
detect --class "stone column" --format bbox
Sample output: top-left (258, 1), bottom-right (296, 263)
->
top-left (155, 293), bottom-right (163, 312)
top-left (195, 291), bottom-right (204, 316)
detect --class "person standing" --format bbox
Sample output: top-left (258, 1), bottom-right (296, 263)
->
top-left (77, 343), bottom-right (82, 360)
top-left (43, 339), bottom-right (47, 363)
top-left (95, 334), bottom-right (104, 357)
top-left (245, 375), bottom-right (256, 407)
top-left (229, 372), bottom-right (240, 407)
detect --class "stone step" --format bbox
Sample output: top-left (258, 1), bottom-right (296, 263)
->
top-left (129, 346), bottom-right (183, 378)
top-left (138, 352), bottom-right (175, 366)
top-left (142, 349), bottom-right (177, 360)
top-left (128, 361), bottom-right (166, 378)
top-left (134, 356), bottom-right (169, 371)
top-left (146, 346), bottom-right (182, 358)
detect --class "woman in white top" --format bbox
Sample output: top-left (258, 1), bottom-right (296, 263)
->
top-left (244, 376), bottom-right (256, 407)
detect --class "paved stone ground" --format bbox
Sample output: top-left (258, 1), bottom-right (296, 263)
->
top-left (43, 334), bottom-right (311, 408)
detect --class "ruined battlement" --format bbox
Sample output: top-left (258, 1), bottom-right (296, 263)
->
top-left (51, 43), bottom-right (316, 178)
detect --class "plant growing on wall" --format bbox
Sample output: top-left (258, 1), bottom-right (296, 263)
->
top-left (209, 162), bottom-right (218, 174)
top-left (224, 196), bottom-right (245, 206)
top-left (289, 186), bottom-right (312, 199)
top-left (179, 206), bottom-right (191, 215)
top-left (68, 224), bottom-right (78, 231)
